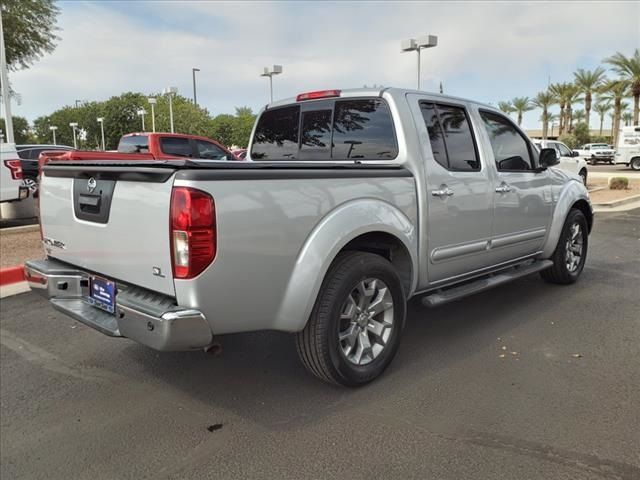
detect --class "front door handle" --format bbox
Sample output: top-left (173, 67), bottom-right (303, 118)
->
top-left (432, 186), bottom-right (454, 198)
top-left (495, 183), bottom-right (513, 194)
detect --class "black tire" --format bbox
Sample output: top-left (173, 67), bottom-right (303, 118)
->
top-left (578, 169), bottom-right (587, 186)
top-left (296, 251), bottom-right (406, 386)
top-left (540, 209), bottom-right (588, 285)
top-left (590, 157), bottom-right (597, 166)
top-left (630, 157), bottom-right (640, 171)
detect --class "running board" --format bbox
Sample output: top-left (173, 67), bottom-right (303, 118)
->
top-left (421, 260), bottom-right (553, 308)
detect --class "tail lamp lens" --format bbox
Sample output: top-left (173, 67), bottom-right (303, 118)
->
top-left (4, 160), bottom-right (23, 180)
top-left (170, 187), bottom-right (216, 279)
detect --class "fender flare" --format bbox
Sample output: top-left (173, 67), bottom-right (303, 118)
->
top-left (541, 180), bottom-right (592, 258)
top-left (272, 198), bottom-right (417, 332)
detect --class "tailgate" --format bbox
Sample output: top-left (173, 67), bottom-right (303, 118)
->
top-left (39, 165), bottom-right (176, 296)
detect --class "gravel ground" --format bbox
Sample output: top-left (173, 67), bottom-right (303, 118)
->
top-left (588, 179), bottom-right (640, 204)
top-left (0, 229), bottom-right (44, 268)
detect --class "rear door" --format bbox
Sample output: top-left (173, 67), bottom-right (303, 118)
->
top-left (408, 95), bottom-right (494, 283)
top-left (39, 167), bottom-right (176, 296)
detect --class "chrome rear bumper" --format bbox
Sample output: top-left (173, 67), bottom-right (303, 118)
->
top-left (24, 258), bottom-right (213, 351)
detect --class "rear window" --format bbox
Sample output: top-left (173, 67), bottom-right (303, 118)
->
top-left (160, 137), bottom-right (192, 157)
top-left (250, 98), bottom-right (397, 161)
top-left (118, 135), bottom-right (149, 153)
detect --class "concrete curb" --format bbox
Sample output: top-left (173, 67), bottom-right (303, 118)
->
top-left (0, 224), bottom-right (40, 236)
top-left (0, 265), bottom-right (29, 299)
top-left (593, 200), bottom-right (640, 213)
top-left (592, 194), bottom-right (640, 209)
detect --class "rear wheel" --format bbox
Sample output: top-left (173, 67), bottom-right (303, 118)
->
top-left (630, 157), bottom-right (640, 171)
top-left (296, 251), bottom-right (406, 386)
top-left (22, 176), bottom-right (39, 197)
top-left (590, 157), bottom-right (597, 166)
top-left (540, 209), bottom-right (588, 285)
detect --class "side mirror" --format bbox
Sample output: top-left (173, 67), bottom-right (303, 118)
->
top-left (571, 150), bottom-right (580, 157)
top-left (539, 148), bottom-right (560, 168)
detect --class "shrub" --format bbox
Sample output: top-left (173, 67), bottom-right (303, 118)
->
top-left (558, 133), bottom-right (578, 149)
top-left (590, 135), bottom-right (612, 144)
top-left (609, 177), bottom-right (629, 190)
top-left (573, 122), bottom-right (591, 146)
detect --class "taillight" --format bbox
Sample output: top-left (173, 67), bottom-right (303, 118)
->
top-left (170, 187), bottom-right (216, 279)
top-left (3, 160), bottom-right (23, 180)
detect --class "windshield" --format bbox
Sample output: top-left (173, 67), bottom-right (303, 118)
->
top-left (590, 144), bottom-right (609, 150)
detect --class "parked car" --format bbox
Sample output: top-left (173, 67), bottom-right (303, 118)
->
top-left (1, 143), bottom-right (29, 203)
top-left (574, 143), bottom-right (616, 165)
top-left (16, 144), bottom-right (75, 195)
top-left (613, 125), bottom-right (640, 170)
top-left (25, 88), bottom-right (592, 386)
top-left (532, 139), bottom-right (588, 185)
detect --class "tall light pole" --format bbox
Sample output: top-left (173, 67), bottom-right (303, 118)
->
top-left (260, 65), bottom-right (283, 103)
top-left (401, 34), bottom-right (438, 90)
top-left (49, 126), bottom-right (58, 145)
top-left (0, 9), bottom-right (14, 143)
top-left (163, 87), bottom-right (177, 133)
top-left (148, 97), bottom-right (157, 132)
top-left (96, 117), bottom-right (105, 150)
top-left (137, 108), bottom-right (146, 131)
top-left (69, 122), bottom-right (78, 149)
top-left (192, 68), bottom-right (200, 106)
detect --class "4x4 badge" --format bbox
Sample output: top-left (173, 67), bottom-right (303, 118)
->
top-left (87, 177), bottom-right (97, 193)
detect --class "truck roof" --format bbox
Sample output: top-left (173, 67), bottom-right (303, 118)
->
top-left (266, 87), bottom-right (496, 111)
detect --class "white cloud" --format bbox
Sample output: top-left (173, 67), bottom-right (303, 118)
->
top-left (8, 1), bottom-right (640, 129)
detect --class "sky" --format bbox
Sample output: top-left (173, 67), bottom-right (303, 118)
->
top-left (7, 0), bottom-right (640, 130)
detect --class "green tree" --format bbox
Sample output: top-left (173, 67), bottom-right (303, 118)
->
top-left (564, 84), bottom-right (582, 134)
top-left (573, 67), bottom-right (606, 130)
top-left (231, 106), bottom-right (256, 147)
top-left (0, 115), bottom-right (30, 143)
top-left (532, 91), bottom-right (556, 139)
top-left (604, 49), bottom-right (640, 124)
top-left (572, 122), bottom-right (590, 146)
top-left (511, 96), bottom-right (533, 126)
top-left (593, 101), bottom-right (612, 136)
top-left (573, 109), bottom-right (585, 125)
top-left (209, 114), bottom-right (236, 147)
top-left (1, 0), bottom-right (60, 71)
top-left (623, 111), bottom-right (633, 126)
top-left (549, 83), bottom-right (572, 135)
top-left (599, 79), bottom-right (630, 146)
top-left (498, 101), bottom-right (514, 115)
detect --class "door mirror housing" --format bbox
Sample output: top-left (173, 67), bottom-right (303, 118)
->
top-left (571, 150), bottom-right (580, 157)
top-left (539, 148), bottom-right (560, 168)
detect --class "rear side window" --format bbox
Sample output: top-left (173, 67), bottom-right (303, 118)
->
top-left (195, 140), bottom-right (228, 160)
top-left (420, 102), bottom-right (479, 171)
top-left (480, 111), bottom-right (533, 171)
top-left (118, 135), bottom-right (149, 153)
top-left (161, 137), bottom-right (192, 157)
top-left (250, 98), bottom-right (397, 161)
top-left (251, 106), bottom-right (300, 160)
top-left (331, 99), bottom-right (397, 159)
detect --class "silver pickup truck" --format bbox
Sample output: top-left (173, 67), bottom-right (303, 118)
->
top-left (25, 88), bottom-right (592, 386)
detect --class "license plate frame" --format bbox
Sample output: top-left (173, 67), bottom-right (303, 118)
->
top-left (87, 275), bottom-right (116, 314)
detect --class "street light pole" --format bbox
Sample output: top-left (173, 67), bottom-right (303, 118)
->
top-left (260, 65), bottom-right (283, 103)
top-left (148, 97), bottom-right (157, 132)
top-left (49, 126), bottom-right (58, 145)
top-left (69, 122), bottom-right (78, 149)
top-left (137, 109), bottom-right (146, 131)
top-left (163, 87), bottom-right (178, 133)
top-left (97, 118), bottom-right (105, 150)
top-left (401, 35), bottom-right (438, 90)
top-left (192, 68), bottom-right (200, 106)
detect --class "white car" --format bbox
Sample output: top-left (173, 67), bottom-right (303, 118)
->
top-left (614, 125), bottom-right (640, 170)
top-left (574, 143), bottom-right (616, 165)
top-left (1, 143), bottom-right (29, 203)
top-left (532, 139), bottom-right (588, 185)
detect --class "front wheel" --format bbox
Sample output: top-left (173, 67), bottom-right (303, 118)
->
top-left (630, 157), bottom-right (640, 171)
top-left (540, 209), bottom-right (588, 285)
top-left (590, 158), bottom-right (597, 166)
top-left (296, 251), bottom-right (406, 386)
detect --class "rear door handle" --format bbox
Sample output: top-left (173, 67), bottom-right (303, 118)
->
top-left (432, 187), bottom-right (454, 198)
top-left (495, 183), bottom-right (513, 194)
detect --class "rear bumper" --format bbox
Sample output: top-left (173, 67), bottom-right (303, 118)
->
top-left (24, 258), bottom-right (213, 351)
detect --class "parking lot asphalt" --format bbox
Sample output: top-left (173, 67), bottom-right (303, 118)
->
top-left (1, 209), bottom-right (639, 480)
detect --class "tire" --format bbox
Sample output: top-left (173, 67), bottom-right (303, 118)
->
top-left (590, 158), bottom-right (597, 166)
top-left (578, 169), bottom-right (587, 186)
top-left (22, 176), bottom-right (39, 197)
top-left (540, 209), bottom-right (588, 285)
top-left (295, 251), bottom-right (406, 386)
top-left (630, 157), bottom-right (640, 171)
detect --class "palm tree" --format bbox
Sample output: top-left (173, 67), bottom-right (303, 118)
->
top-left (532, 91), bottom-right (556, 139)
top-left (600, 79), bottom-right (630, 146)
top-left (623, 112), bottom-right (633, 126)
top-left (511, 96), bottom-right (533, 126)
top-left (593, 101), bottom-right (612, 136)
top-left (565, 84), bottom-right (583, 133)
top-left (604, 49), bottom-right (640, 124)
top-left (498, 101), bottom-right (514, 115)
top-left (547, 113), bottom-right (560, 137)
top-left (573, 109), bottom-right (586, 125)
top-left (549, 82), bottom-right (574, 135)
top-left (573, 67), bottom-right (606, 130)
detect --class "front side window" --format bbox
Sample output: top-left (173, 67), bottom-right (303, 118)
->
top-left (251, 105), bottom-right (300, 160)
top-left (480, 111), bottom-right (533, 171)
top-left (195, 140), bottom-right (228, 160)
top-left (557, 143), bottom-right (573, 157)
top-left (332, 99), bottom-right (397, 159)
top-left (161, 137), bottom-right (192, 157)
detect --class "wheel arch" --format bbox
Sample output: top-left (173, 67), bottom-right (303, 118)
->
top-left (272, 199), bottom-right (417, 332)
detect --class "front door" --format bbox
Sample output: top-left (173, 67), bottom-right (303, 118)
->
top-left (410, 96), bottom-right (495, 283)
top-left (478, 110), bottom-right (551, 264)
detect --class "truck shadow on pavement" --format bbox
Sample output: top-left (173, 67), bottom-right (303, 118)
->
top-left (123, 274), bottom-right (562, 431)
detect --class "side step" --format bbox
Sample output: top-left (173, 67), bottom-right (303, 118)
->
top-left (421, 260), bottom-right (553, 308)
